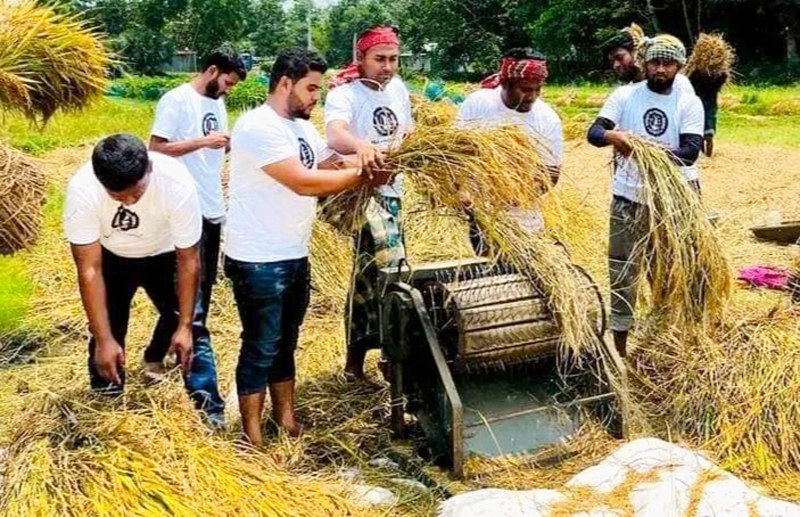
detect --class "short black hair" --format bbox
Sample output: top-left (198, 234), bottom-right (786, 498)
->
top-left (92, 134), bottom-right (149, 192)
top-left (202, 47), bottom-right (247, 80)
top-left (502, 47), bottom-right (546, 61)
top-left (603, 31), bottom-right (636, 56)
top-left (268, 48), bottom-right (328, 93)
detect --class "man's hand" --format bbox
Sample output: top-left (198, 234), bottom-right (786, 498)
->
top-left (168, 324), bottom-right (193, 373)
top-left (354, 141), bottom-right (384, 179)
top-left (605, 130), bottom-right (633, 156)
top-left (204, 131), bottom-right (230, 150)
top-left (703, 135), bottom-right (714, 157)
top-left (94, 337), bottom-right (125, 385)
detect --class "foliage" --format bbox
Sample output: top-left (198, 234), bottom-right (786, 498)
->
top-left (107, 74), bottom-right (267, 110)
top-left (325, 0), bottom-right (396, 66)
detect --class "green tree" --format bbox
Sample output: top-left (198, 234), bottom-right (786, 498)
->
top-left (325, 0), bottom-right (396, 66)
top-left (168, 0), bottom-right (251, 56)
top-left (249, 0), bottom-right (289, 57)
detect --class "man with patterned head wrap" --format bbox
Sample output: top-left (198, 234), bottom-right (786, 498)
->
top-left (587, 34), bottom-right (705, 358)
top-left (605, 24), bottom-right (695, 95)
top-left (324, 25), bottom-right (414, 381)
top-left (456, 48), bottom-right (563, 253)
top-left (605, 24), bottom-right (726, 157)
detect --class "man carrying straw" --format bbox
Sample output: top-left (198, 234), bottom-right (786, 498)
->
top-left (146, 49), bottom-right (246, 417)
top-left (224, 49), bottom-right (388, 444)
top-left (324, 25), bottom-right (414, 381)
top-left (456, 48), bottom-right (563, 252)
top-left (587, 34), bottom-right (705, 357)
top-left (64, 134), bottom-right (220, 418)
top-left (604, 24), bottom-right (720, 156)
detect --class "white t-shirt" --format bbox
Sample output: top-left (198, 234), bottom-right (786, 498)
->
top-left (151, 83), bottom-right (228, 220)
top-left (225, 104), bottom-right (334, 263)
top-left (599, 81), bottom-right (704, 203)
top-left (63, 152), bottom-right (202, 258)
top-left (324, 77), bottom-right (413, 198)
top-left (456, 87), bottom-right (564, 167)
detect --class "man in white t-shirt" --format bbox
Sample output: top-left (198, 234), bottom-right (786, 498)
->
top-left (225, 49), bottom-right (387, 445)
top-left (587, 35), bottom-right (705, 357)
top-left (604, 24), bottom-right (718, 156)
top-left (63, 134), bottom-right (224, 426)
top-left (147, 49), bottom-right (246, 386)
top-left (324, 26), bottom-right (413, 381)
top-left (456, 48), bottom-right (563, 252)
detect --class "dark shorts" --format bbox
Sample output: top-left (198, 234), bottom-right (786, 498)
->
top-left (224, 256), bottom-right (310, 395)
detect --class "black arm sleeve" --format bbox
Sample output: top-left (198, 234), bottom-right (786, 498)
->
top-left (669, 133), bottom-right (703, 166)
top-left (587, 117), bottom-right (616, 147)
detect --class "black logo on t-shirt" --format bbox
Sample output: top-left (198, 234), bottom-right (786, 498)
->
top-left (298, 137), bottom-right (315, 169)
top-left (372, 106), bottom-right (399, 137)
top-left (111, 205), bottom-right (140, 231)
top-left (202, 112), bottom-right (219, 136)
top-left (643, 108), bottom-right (669, 137)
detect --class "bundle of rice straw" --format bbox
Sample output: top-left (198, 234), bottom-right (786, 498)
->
top-left (410, 94), bottom-right (457, 127)
top-left (0, 141), bottom-right (46, 255)
top-left (322, 125), bottom-right (602, 358)
top-left (633, 305), bottom-right (800, 483)
top-left (684, 32), bottom-right (735, 80)
top-left (629, 137), bottom-right (732, 329)
top-left (0, 0), bottom-right (112, 123)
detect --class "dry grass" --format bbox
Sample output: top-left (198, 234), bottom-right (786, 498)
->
top-left (410, 94), bottom-right (458, 127)
top-left (0, 0), bottom-right (112, 123)
top-left (632, 304), bottom-right (800, 502)
top-left (629, 138), bottom-right (733, 330)
top-left (685, 32), bottom-right (736, 80)
top-left (0, 141), bottom-right (46, 255)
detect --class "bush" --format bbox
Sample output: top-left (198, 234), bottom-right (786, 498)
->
top-left (107, 74), bottom-right (269, 110)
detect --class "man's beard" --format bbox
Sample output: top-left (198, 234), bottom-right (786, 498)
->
top-left (204, 78), bottom-right (222, 99)
top-left (618, 65), bottom-right (640, 83)
top-left (288, 92), bottom-right (313, 120)
top-left (647, 75), bottom-right (675, 94)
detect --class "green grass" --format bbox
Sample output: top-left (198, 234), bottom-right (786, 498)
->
top-left (0, 98), bottom-right (157, 155)
top-left (0, 254), bottom-right (33, 336)
top-left (0, 185), bottom-right (66, 341)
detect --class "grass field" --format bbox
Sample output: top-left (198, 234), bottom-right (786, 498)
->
top-left (2, 84), bottom-right (800, 514)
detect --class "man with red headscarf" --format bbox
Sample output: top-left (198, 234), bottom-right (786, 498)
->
top-left (324, 26), bottom-right (414, 381)
top-left (456, 48), bottom-right (563, 252)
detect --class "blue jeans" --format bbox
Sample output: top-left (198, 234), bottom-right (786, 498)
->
top-left (224, 257), bottom-right (311, 396)
top-left (90, 248), bottom-right (224, 418)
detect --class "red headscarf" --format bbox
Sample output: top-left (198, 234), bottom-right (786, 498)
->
top-left (329, 26), bottom-right (400, 89)
top-left (480, 57), bottom-right (549, 89)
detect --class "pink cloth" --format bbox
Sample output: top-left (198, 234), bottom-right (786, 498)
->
top-left (738, 265), bottom-right (789, 290)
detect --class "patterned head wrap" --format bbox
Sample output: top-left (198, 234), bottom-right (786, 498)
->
top-left (639, 34), bottom-right (687, 65)
top-left (480, 57), bottom-right (549, 89)
top-left (329, 26), bottom-right (400, 89)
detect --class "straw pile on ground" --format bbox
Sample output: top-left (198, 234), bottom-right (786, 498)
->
top-left (0, 372), bottom-right (375, 516)
top-left (0, 141), bottom-right (46, 255)
top-left (0, 0), bottom-right (112, 123)
top-left (685, 32), bottom-right (736, 81)
top-left (628, 137), bottom-right (732, 329)
top-left (631, 303), bottom-right (800, 499)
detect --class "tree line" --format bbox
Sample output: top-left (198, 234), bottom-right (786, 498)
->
top-left (62, 0), bottom-right (800, 82)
